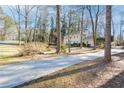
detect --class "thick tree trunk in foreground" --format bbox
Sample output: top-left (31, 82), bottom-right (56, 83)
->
top-left (56, 5), bottom-right (61, 53)
top-left (104, 5), bottom-right (112, 62)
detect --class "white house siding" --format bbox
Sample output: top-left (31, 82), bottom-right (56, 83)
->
top-left (70, 34), bottom-right (80, 44)
top-left (5, 26), bottom-right (18, 40)
top-left (64, 31), bottom-right (94, 47)
top-left (64, 34), bottom-right (80, 44)
top-left (83, 36), bottom-right (94, 47)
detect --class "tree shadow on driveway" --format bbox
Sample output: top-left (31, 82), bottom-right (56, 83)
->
top-left (16, 58), bottom-right (107, 88)
top-left (16, 52), bottom-right (124, 88)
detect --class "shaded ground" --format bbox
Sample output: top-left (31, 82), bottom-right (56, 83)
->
top-left (19, 53), bottom-right (124, 88)
top-left (17, 58), bottom-right (106, 88)
top-left (100, 71), bottom-right (124, 88)
top-left (97, 53), bottom-right (124, 88)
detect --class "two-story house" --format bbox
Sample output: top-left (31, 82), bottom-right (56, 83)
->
top-left (64, 31), bottom-right (94, 47)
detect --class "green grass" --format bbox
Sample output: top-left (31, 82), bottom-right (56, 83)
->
top-left (0, 44), bottom-right (30, 65)
top-left (0, 44), bottom-right (64, 65)
top-left (0, 44), bottom-right (101, 66)
top-left (0, 43), bottom-right (102, 66)
top-left (0, 45), bottom-right (20, 57)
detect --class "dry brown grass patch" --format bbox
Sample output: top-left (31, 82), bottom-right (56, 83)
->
top-left (20, 42), bottom-right (52, 56)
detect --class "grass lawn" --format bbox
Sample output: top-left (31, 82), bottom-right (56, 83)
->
top-left (18, 53), bottom-right (124, 88)
top-left (0, 44), bottom-right (67, 65)
top-left (0, 44), bottom-right (101, 66)
top-left (0, 44), bottom-right (32, 65)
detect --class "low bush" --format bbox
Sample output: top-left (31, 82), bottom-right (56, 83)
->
top-left (20, 42), bottom-right (52, 56)
top-left (61, 44), bottom-right (67, 53)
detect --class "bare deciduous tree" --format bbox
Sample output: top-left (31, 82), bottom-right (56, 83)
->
top-left (56, 5), bottom-right (61, 53)
top-left (80, 6), bottom-right (85, 48)
top-left (87, 5), bottom-right (100, 50)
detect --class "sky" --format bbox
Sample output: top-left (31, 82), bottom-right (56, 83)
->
top-left (112, 6), bottom-right (124, 38)
top-left (0, 5), bottom-right (124, 38)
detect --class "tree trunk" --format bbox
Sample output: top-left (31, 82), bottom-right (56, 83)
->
top-left (68, 28), bottom-right (71, 53)
top-left (88, 8), bottom-right (96, 50)
top-left (80, 6), bottom-right (85, 48)
top-left (87, 6), bottom-right (99, 50)
top-left (18, 6), bottom-right (21, 46)
top-left (94, 6), bottom-right (99, 50)
top-left (24, 6), bottom-right (28, 43)
top-left (56, 5), bottom-right (61, 54)
top-left (104, 5), bottom-right (112, 62)
top-left (25, 16), bottom-right (28, 43)
top-left (68, 10), bottom-right (72, 53)
top-left (33, 6), bottom-right (39, 42)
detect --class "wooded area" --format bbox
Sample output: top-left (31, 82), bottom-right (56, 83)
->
top-left (0, 5), bottom-right (122, 61)
top-left (0, 5), bottom-right (124, 88)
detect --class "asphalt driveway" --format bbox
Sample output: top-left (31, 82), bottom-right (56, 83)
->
top-left (0, 49), bottom-right (123, 88)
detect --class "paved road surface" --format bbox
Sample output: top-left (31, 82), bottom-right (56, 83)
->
top-left (0, 49), bottom-right (123, 88)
